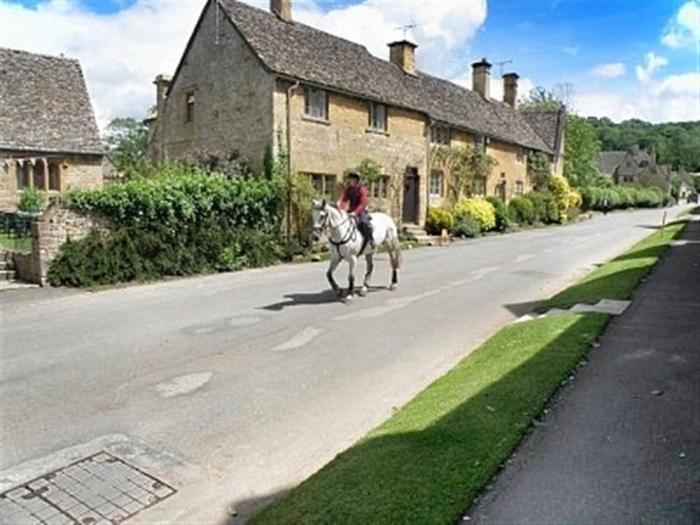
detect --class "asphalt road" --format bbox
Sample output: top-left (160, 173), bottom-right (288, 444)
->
top-left (0, 207), bottom-right (685, 523)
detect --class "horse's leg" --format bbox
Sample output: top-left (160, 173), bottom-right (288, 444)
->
top-left (388, 235), bottom-right (401, 291)
top-left (327, 253), bottom-right (341, 296)
top-left (344, 254), bottom-right (357, 303)
top-left (360, 253), bottom-right (374, 296)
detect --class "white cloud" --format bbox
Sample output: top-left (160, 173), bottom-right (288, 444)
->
top-left (662, 0), bottom-right (700, 49)
top-left (576, 71), bottom-right (700, 123)
top-left (635, 52), bottom-right (669, 84)
top-left (0, 0), bottom-right (487, 130)
top-left (590, 62), bottom-right (625, 78)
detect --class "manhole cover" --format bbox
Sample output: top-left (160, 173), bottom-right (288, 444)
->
top-left (0, 451), bottom-right (176, 524)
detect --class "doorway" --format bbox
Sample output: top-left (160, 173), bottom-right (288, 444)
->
top-left (402, 167), bottom-right (419, 224)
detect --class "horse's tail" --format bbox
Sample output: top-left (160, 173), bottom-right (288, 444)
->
top-left (388, 223), bottom-right (402, 270)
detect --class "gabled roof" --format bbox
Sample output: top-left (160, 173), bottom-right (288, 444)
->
top-left (0, 47), bottom-right (104, 155)
top-left (522, 109), bottom-right (566, 154)
top-left (598, 151), bottom-right (626, 176)
top-left (218, 0), bottom-right (553, 154)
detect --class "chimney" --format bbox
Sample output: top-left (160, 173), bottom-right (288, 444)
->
top-left (153, 74), bottom-right (172, 118)
top-left (388, 40), bottom-right (418, 76)
top-left (270, 0), bottom-right (292, 23)
top-left (471, 58), bottom-right (492, 100)
top-left (503, 73), bottom-right (519, 108)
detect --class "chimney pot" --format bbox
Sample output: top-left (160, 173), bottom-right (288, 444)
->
top-left (270, 0), bottom-right (292, 23)
top-left (388, 40), bottom-right (418, 76)
top-left (471, 58), bottom-right (492, 100)
top-left (153, 74), bottom-right (172, 117)
top-left (503, 72), bottom-right (519, 108)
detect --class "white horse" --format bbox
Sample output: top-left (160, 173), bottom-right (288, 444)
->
top-left (311, 200), bottom-right (402, 301)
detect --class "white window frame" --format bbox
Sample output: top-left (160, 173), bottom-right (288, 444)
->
top-left (304, 87), bottom-right (329, 121)
top-left (515, 180), bottom-right (524, 196)
top-left (429, 170), bottom-right (444, 197)
top-left (471, 176), bottom-right (486, 197)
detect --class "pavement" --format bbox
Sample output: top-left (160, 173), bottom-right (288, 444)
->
top-left (0, 206), bottom-right (691, 524)
top-left (468, 208), bottom-right (700, 524)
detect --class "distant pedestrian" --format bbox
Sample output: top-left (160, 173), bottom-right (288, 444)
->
top-left (602, 196), bottom-right (610, 215)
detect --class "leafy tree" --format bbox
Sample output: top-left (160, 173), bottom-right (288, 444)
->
top-left (519, 86), bottom-right (565, 112)
top-left (103, 117), bottom-right (149, 177)
top-left (353, 158), bottom-right (382, 185)
top-left (563, 115), bottom-right (600, 188)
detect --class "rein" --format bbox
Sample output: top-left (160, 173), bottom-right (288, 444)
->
top-left (323, 207), bottom-right (357, 251)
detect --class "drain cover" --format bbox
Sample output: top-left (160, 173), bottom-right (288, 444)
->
top-left (0, 451), bottom-right (176, 524)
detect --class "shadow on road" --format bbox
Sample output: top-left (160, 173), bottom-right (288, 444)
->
top-left (261, 286), bottom-right (391, 311)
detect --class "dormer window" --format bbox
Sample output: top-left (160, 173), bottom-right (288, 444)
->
top-left (304, 86), bottom-right (328, 120)
top-left (640, 160), bottom-right (649, 168)
top-left (368, 102), bottom-right (387, 132)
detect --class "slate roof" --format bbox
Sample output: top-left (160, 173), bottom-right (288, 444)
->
top-left (598, 151), bottom-right (626, 176)
top-left (0, 48), bottom-right (104, 155)
top-left (522, 109), bottom-right (566, 154)
top-left (219, 0), bottom-right (553, 154)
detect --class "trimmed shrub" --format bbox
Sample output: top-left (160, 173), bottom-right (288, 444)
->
top-left (453, 197), bottom-right (496, 232)
top-left (508, 196), bottom-right (535, 225)
top-left (425, 207), bottom-right (455, 235)
top-left (525, 191), bottom-right (560, 224)
top-left (18, 187), bottom-right (46, 214)
top-left (485, 196), bottom-right (509, 232)
top-left (453, 215), bottom-right (481, 238)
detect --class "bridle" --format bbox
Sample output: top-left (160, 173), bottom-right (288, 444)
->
top-left (315, 205), bottom-right (357, 250)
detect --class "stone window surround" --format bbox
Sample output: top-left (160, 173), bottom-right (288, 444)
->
top-left (515, 180), bottom-right (524, 196)
top-left (5, 157), bottom-right (65, 194)
top-left (304, 86), bottom-right (329, 121)
top-left (307, 172), bottom-right (337, 198)
top-left (367, 102), bottom-right (388, 133)
top-left (185, 90), bottom-right (196, 123)
top-left (370, 175), bottom-right (391, 199)
top-left (430, 125), bottom-right (451, 147)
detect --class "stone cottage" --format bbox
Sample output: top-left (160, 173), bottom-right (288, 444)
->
top-left (147, 0), bottom-right (563, 226)
top-left (0, 48), bottom-right (104, 211)
top-left (598, 146), bottom-right (671, 191)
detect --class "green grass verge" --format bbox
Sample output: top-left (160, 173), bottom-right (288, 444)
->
top-left (0, 233), bottom-right (32, 253)
top-left (538, 217), bottom-right (689, 311)
top-left (251, 313), bottom-right (608, 525)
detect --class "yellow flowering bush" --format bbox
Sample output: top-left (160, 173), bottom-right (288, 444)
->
top-left (453, 197), bottom-right (496, 231)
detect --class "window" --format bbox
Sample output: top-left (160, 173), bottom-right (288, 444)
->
top-left (16, 163), bottom-right (29, 190)
top-left (515, 180), bottom-right (524, 196)
top-left (185, 92), bottom-right (195, 123)
top-left (49, 163), bottom-right (61, 191)
top-left (431, 125), bottom-right (450, 146)
top-left (371, 176), bottom-right (391, 199)
top-left (33, 160), bottom-right (45, 189)
top-left (309, 174), bottom-right (337, 198)
top-left (304, 87), bottom-right (328, 120)
top-left (516, 148), bottom-right (526, 163)
top-left (368, 102), bottom-right (387, 132)
top-left (639, 160), bottom-right (649, 168)
top-left (471, 176), bottom-right (486, 197)
top-left (429, 170), bottom-right (444, 196)
top-left (474, 134), bottom-right (487, 150)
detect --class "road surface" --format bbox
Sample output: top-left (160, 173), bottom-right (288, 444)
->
top-left (0, 207), bottom-right (684, 523)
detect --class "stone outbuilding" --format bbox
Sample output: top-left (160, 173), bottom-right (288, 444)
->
top-left (147, 0), bottom-right (562, 227)
top-left (597, 146), bottom-right (671, 191)
top-left (0, 48), bottom-right (105, 211)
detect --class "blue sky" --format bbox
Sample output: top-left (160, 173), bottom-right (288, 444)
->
top-left (2, 0), bottom-right (698, 125)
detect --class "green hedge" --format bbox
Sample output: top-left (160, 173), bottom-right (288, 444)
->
top-left (49, 165), bottom-right (284, 287)
top-left (425, 207), bottom-right (454, 235)
top-left (66, 165), bottom-right (281, 232)
top-left (579, 185), bottom-right (669, 211)
top-left (524, 190), bottom-right (561, 224)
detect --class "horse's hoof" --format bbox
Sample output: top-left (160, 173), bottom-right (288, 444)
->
top-left (358, 287), bottom-right (368, 297)
top-left (389, 283), bottom-right (397, 291)
top-left (343, 294), bottom-right (354, 304)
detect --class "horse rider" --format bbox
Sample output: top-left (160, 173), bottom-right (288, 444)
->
top-left (339, 170), bottom-right (374, 250)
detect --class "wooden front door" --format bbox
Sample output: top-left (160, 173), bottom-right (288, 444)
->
top-left (402, 168), bottom-right (419, 223)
